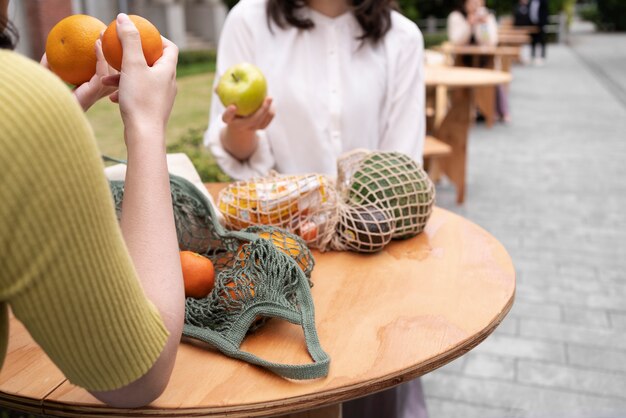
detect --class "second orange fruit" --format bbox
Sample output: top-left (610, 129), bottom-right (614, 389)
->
top-left (101, 15), bottom-right (163, 71)
top-left (45, 14), bottom-right (106, 85)
top-left (180, 251), bottom-right (215, 299)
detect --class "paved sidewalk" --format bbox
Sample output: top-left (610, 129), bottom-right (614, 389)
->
top-left (423, 35), bottom-right (626, 417)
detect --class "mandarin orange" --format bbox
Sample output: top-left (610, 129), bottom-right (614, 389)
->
top-left (45, 14), bottom-right (106, 85)
top-left (101, 15), bottom-right (163, 71)
top-left (257, 231), bottom-right (310, 272)
top-left (180, 251), bottom-right (215, 299)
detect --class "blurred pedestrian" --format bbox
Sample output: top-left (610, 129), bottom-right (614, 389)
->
top-left (528, 0), bottom-right (548, 65)
top-left (514, 0), bottom-right (532, 26)
top-left (447, 0), bottom-right (498, 47)
top-left (447, 0), bottom-right (510, 122)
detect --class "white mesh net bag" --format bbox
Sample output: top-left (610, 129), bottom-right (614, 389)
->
top-left (218, 173), bottom-right (338, 251)
top-left (217, 151), bottom-right (435, 254)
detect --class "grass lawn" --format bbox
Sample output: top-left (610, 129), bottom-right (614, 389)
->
top-left (87, 72), bottom-right (214, 158)
top-left (86, 69), bottom-right (230, 182)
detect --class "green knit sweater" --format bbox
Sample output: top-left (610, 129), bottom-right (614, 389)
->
top-left (0, 50), bottom-right (169, 392)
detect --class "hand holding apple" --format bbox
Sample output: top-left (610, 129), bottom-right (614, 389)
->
top-left (222, 97), bottom-right (275, 131)
top-left (216, 63), bottom-right (267, 117)
top-left (219, 97), bottom-right (275, 161)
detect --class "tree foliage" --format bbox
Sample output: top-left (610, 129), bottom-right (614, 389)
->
top-left (596, 0), bottom-right (626, 30)
top-left (396, 0), bottom-right (573, 19)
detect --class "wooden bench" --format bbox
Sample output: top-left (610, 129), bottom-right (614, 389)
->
top-left (423, 135), bottom-right (452, 181)
top-left (424, 135), bottom-right (452, 159)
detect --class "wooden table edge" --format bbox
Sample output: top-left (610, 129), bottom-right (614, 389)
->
top-left (0, 392), bottom-right (46, 415)
top-left (41, 280), bottom-right (515, 417)
top-left (6, 191), bottom-right (515, 417)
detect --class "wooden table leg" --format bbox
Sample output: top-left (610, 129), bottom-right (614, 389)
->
top-left (276, 403), bottom-right (341, 418)
top-left (474, 85), bottom-right (496, 128)
top-left (435, 88), bottom-right (472, 204)
top-left (500, 56), bottom-right (513, 73)
top-left (435, 85), bottom-right (448, 130)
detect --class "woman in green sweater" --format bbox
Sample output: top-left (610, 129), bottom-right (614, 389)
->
top-left (0, 1), bottom-right (185, 408)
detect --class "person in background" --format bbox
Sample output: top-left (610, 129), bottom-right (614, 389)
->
top-left (1, 0), bottom-right (185, 410)
top-left (205, 0), bottom-right (425, 180)
top-left (528, 0), bottom-right (548, 65)
top-left (205, 1), bottom-right (427, 417)
top-left (447, 0), bottom-right (510, 122)
top-left (447, 0), bottom-right (498, 47)
top-left (514, 0), bottom-right (532, 27)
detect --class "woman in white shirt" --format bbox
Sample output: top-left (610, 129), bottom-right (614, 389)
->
top-left (204, 0), bottom-right (425, 180)
top-left (447, 0), bottom-right (510, 122)
top-left (447, 0), bottom-right (498, 47)
top-left (205, 1), bottom-right (428, 417)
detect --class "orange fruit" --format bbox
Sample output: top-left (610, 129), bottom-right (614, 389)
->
top-left (101, 15), bottom-right (163, 71)
top-left (45, 14), bottom-right (106, 85)
top-left (180, 251), bottom-right (215, 299)
top-left (299, 221), bottom-right (318, 243)
top-left (223, 281), bottom-right (255, 301)
top-left (257, 230), bottom-right (311, 272)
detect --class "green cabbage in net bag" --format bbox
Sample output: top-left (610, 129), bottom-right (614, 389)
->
top-left (338, 151), bottom-right (435, 240)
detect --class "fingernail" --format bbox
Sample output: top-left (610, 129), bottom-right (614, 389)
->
top-left (117, 13), bottom-right (129, 25)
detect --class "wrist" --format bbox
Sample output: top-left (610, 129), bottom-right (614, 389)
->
top-left (221, 125), bottom-right (259, 161)
top-left (125, 120), bottom-right (166, 141)
top-left (125, 124), bottom-right (167, 156)
top-left (225, 123), bottom-right (256, 136)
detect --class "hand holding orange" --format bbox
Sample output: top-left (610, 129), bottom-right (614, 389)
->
top-left (45, 14), bottom-right (163, 86)
top-left (101, 15), bottom-right (163, 71)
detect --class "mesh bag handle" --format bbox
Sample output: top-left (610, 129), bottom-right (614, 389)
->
top-left (183, 283), bottom-right (330, 380)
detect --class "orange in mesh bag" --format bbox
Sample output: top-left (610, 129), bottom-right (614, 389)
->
top-left (218, 174), bottom-right (338, 250)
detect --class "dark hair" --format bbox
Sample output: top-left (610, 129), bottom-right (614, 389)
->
top-left (456, 0), bottom-right (468, 17)
top-left (266, 0), bottom-right (397, 43)
top-left (0, 15), bottom-right (18, 50)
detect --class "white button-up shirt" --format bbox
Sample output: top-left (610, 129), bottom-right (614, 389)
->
top-left (205, 0), bottom-right (425, 179)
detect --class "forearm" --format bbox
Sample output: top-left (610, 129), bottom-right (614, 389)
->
top-left (120, 124), bottom-right (184, 330)
top-left (92, 125), bottom-right (185, 406)
top-left (220, 125), bottom-right (259, 161)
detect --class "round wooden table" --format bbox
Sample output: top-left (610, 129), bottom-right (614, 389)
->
top-left (435, 44), bottom-right (518, 128)
top-left (0, 188), bottom-right (515, 417)
top-left (425, 66), bottom-right (512, 204)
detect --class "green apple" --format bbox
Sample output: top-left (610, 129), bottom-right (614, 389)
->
top-left (216, 63), bottom-right (267, 117)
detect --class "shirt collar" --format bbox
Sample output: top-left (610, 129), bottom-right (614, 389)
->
top-left (306, 7), bottom-right (355, 27)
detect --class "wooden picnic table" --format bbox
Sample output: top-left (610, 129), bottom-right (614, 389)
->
top-left (425, 65), bottom-right (512, 204)
top-left (437, 43), bottom-right (518, 129)
top-left (0, 183), bottom-right (516, 417)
